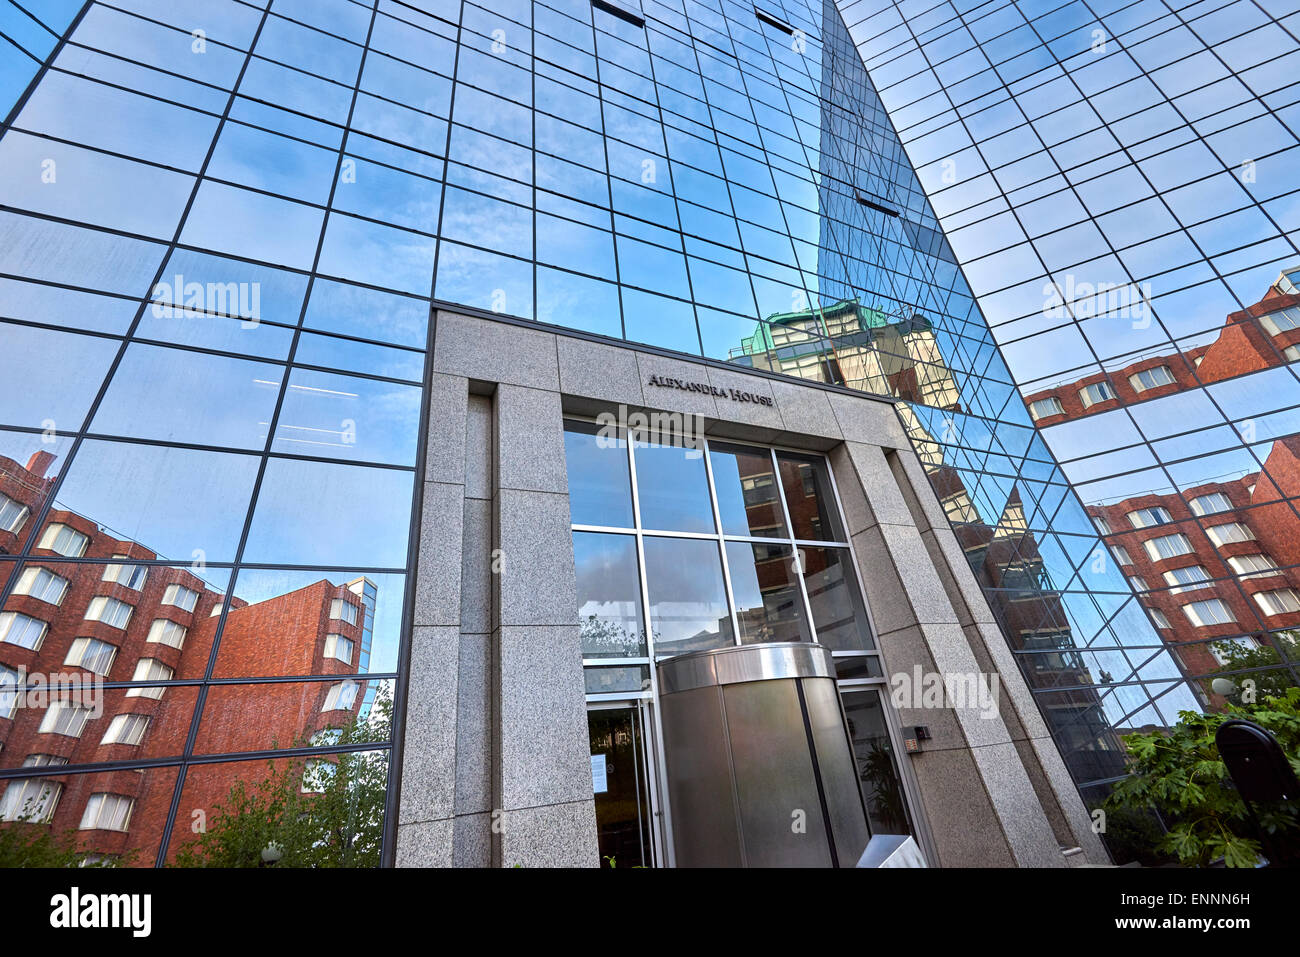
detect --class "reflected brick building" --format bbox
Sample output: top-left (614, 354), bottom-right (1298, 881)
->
top-left (0, 449), bottom-right (368, 864)
top-left (731, 298), bottom-right (962, 411)
top-left (1087, 438), bottom-right (1300, 681)
top-left (1024, 271), bottom-right (1300, 427)
top-left (1021, 270), bottom-right (1300, 687)
top-left (734, 307), bottom-right (1128, 783)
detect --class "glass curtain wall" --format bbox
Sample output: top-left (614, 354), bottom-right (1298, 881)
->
top-left (837, 0), bottom-right (1300, 844)
top-left (0, 0), bottom-right (425, 867)
top-left (1, 0), bottom-right (1273, 865)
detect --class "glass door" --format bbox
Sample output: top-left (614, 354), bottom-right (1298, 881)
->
top-left (587, 702), bottom-right (660, 868)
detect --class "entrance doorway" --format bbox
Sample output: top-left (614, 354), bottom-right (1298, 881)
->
top-left (587, 703), bottom-right (661, 868)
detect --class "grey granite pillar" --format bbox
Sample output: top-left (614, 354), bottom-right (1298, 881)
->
top-left (400, 314), bottom-right (599, 867)
top-left (395, 372), bottom-right (469, 866)
top-left (490, 383), bottom-right (598, 867)
top-left (831, 440), bottom-right (1081, 867)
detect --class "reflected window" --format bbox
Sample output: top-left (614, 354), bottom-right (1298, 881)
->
top-left (38, 523), bottom-right (88, 557)
top-left (1227, 553), bottom-right (1280, 578)
top-left (323, 680), bottom-right (359, 712)
top-left (1128, 366), bottom-right (1175, 392)
top-left (0, 758), bottom-right (65, 823)
top-left (564, 422), bottom-right (634, 528)
top-left (1254, 589), bottom-right (1300, 616)
top-left (329, 597), bottom-right (359, 624)
top-left (1163, 566), bottom-right (1212, 593)
top-left (1259, 305), bottom-right (1300, 336)
top-left (102, 713), bottom-right (151, 747)
top-left (125, 659), bottom-right (173, 699)
top-left (301, 758), bottom-right (337, 794)
top-left (1188, 493), bottom-right (1233, 516)
top-left (103, 559), bottom-right (148, 590)
top-left (162, 584), bottom-right (199, 612)
top-left (1149, 608), bottom-right (1172, 630)
top-left (1206, 522), bottom-right (1255, 546)
top-left (1144, 533), bottom-right (1193, 560)
top-left (1078, 381), bottom-right (1117, 408)
top-left (324, 633), bottom-right (354, 664)
top-left (1028, 396), bottom-right (1063, 420)
top-left (1127, 506), bottom-right (1172, 528)
top-left (38, 701), bottom-right (93, 737)
top-left (147, 619), bottom-right (188, 649)
top-left (1182, 598), bottom-right (1235, 627)
top-left (0, 611), bottom-right (48, 650)
top-left (13, 567), bottom-right (69, 605)
top-left (85, 596), bottom-right (133, 630)
top-left (0, 492), bottom-right (28, 533)
top-left (0, 665), bottom-right (18, 719)
top-left (65, 637), bottom-right (119, 676)
top-left (80, 793), bottom-right (134, 832)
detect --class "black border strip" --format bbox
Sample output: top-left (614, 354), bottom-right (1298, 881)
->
top-left (591, 0), bottom-right (645, 28)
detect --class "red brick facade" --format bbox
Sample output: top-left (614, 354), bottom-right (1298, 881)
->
top-left (1, 449), bottom-right (368, 864)
top-left (1087, 438), bottom-right (1300, 680)
top-left (1018, 272), bottom-right (1300, 688)
top-left (1023, 287), bottom-right (1300, 429)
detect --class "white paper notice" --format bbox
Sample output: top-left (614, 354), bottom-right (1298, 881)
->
top-left (591, 754), bottom-right (608, 794)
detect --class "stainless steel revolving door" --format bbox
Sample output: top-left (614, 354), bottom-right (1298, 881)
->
top-left (657, 642), bottom-right (871, 867)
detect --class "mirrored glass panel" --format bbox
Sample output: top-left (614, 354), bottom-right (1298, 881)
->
top-left (564, 422), bottom-right (634, 528)
top-left (573, 532), bottom-right (645, 659)
top-left (710, 442), bottom-right (788, 539)
top-left (642, 536), bottom-right (731, 657)
top-left (778, 453), bottom-right (846, 542)
top-left (799, 547), bottom-right (874, 652)
top-left (631, 433), bottom-right (715, 533)
top-left (725, 541), bottom-right (811, 645)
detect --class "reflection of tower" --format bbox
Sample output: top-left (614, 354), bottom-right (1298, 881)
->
top-left (348, 576), bottom-right (378, 711)
top-left (729, 298), bottom-right (961, 411)
top-left (905, 433), bottom-right (1130, 783)
top-left (0, 449), bottom-right (367, 865)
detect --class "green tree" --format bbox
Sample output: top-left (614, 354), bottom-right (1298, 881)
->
top-left (1103, 686), bottom-right (1300, 867)
top-left (0, 817), bottom-right (123, 868)
top-left (171, 687), bottom-right (392, 868)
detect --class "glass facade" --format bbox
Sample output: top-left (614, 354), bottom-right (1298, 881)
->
top-left (837, 0), bottom-right (1300, 844)
top-left (568, 421), bottom-right (912, 864)
top-left (567, 420), bottom-right (883, 675)
top-left (1, 0), bottom-right (1294, 866)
